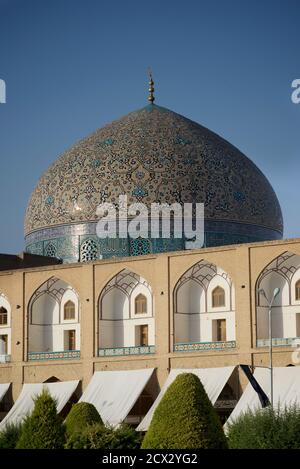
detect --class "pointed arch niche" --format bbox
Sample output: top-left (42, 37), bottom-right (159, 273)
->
top-left (28, 277), bottom-right (80, 360)
top-left (173, 260), bottom-right (235, 352)
top-left (98, 269), bottom-right (155, 356)
top-left (256, 251), bottom-right (300, 346)
top-left (0, 293), bottom-right (11, 362)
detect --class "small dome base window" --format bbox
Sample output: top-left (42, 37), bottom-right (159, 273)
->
top-left (80, 239), bottom-right (98, 262)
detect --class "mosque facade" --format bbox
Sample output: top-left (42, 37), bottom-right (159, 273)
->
top-left (0, 83), bottom-right (299, 426)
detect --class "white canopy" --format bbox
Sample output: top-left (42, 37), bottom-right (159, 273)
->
top-left (0, 383), bottom-right (10, 402)
top-left (79, 368), bottom-right (154, 427)
top-left (0, 380), bottom-right (79, 430)
top-left (137, 366), bottom-right (235, 431)
top-left (227, 367), bottom-right (300, 427)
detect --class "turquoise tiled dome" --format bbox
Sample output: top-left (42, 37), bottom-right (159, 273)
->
top-left (24, 104), bottom-right (283, 262)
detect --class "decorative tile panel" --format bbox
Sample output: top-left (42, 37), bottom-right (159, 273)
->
top-left (257, 337), bottom-right (300, 347)
top-left (174, 340), bottom-right (236, 353)
top-left (27, 350), bottom-right (80, 361)
top-left (98, 345), bottom-right (155, 357)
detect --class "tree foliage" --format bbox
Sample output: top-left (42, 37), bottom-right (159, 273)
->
top-left (65, 423), bottom-right (142, 449)
top-left (142, 373), bottom-right (228, 449)
top-left (65, 402), bottom-right (103, 436)
top-left (227, 404), bottom-right (300, 449)
top-left (0, 422), bottom-right (23, 449)
top-left (16, 389), bottom-right (65, 449)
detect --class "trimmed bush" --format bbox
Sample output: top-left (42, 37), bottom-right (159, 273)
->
top-left (0, 422), bottom-right (23, 449)
top-left (227, 404), bottom-right (300, 449)
top-left (65, 402), bottom-right (103, 436)
top-left (142, 373), bottom-right (228, 449)
top-left (65, 423), bottom-right (142, 449)
top-left (16, 389), bottom-right (65, 449)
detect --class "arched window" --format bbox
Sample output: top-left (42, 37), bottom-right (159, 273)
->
top-left (64, 300), bottom-right (75, 320)
top-left (0, 307), bottom-right (8, 325)
top-left (80, 239), bottom-right (98, 262)
top-left (130, 238), bottom-right (151, 256)
top-left (45, 243), bottom-right (57, 258)
top-left (296, 280), bottom-right (300, 301)
top-left (135, 294), bottom-right (147, 315)
top-left (212, 286), bottom-right (225, 308)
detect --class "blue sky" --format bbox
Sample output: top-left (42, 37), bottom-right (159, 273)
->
top-left (0, 0), bottom-right (299, 253)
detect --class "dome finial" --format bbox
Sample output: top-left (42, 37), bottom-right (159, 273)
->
top-left (148, 68), bottom-right (155, 104)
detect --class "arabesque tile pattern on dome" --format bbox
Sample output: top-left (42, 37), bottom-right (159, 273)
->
top-left (24, 104), bottom-right (283, 262)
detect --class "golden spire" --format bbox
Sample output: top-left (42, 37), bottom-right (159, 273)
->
top-left (148, 69), bottom-right (155, 104)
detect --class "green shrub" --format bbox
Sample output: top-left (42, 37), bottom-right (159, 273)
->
top-left (65, 402), bottom-right (103, 436)
top-left (0, 422), bottom-right (23, 449)
top-left (16, 389), bottom-right (65, 449)
top-left (142, 373), bottom-right (228, 449)
top-left (227, 404), bottom-right (300, 449)
top-left (65, 423), bottom-right (142, 449)
top-left (112, 424), bottom-right (143, 449)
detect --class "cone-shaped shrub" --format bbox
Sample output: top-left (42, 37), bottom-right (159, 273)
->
top-left (16, 389), bottom-right (65, 449)
top-left (65, 402), bottom-right (103, 436)
top-left (142, 373), bottom-right (228, 449)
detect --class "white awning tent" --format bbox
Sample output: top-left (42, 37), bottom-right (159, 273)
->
top-left (0, 380), bottom-right (79, 430)
top-left (79, 368), bottom-right (154, 427)
top-left (137, 366), bottom-right (235, 431)
top-left (226, 367), bottom-right (300, 428)
top-left (0, 383), bottom-right (10, 403)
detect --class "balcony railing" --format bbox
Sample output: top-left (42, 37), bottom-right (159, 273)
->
top-left (98, 345), bottom-right (155, 357)
top-left (173, 340), bottom-right (236, 353)
top-left (257, 337), bottom-right (300, 348)
top-left (0, 354), bottom-right (11, 363)
top-left (27, 350), bottom-right (80, 361)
